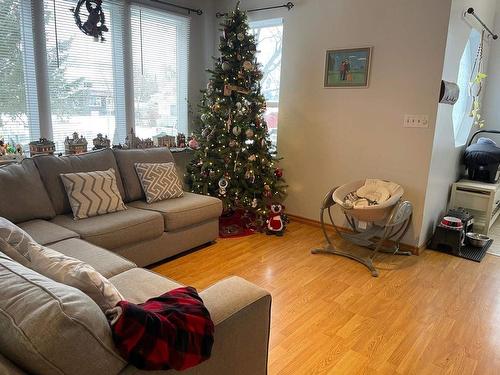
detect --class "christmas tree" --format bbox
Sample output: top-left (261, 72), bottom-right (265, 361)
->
top-left (187, 3), bottom-right (287, 228)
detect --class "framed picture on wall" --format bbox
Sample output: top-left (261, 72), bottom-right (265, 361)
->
top-left (324, 47), bottom-right (373, 88)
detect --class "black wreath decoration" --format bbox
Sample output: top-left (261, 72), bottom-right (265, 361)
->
top-left (71, 0), bottom-right (108, 41)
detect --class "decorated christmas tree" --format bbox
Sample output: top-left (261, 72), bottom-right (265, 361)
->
top-left (187, 3), bottom-right (287, 229)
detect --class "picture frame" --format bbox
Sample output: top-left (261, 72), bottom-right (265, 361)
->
top-left (324, 47), bottom-right (373, 88)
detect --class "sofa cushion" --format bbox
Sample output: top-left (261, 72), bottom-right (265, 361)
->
top-left (128, 192), bottom-right (223, 231)
top-left (109, 268), bottom-right (182, 304)
top-left (18, 219), bottom-right (79, 245)
top-left (135, 162), bottom-right (184, 203)
top-left (33, 148), bottom-right (126, 215)
top-left (0, 159), bottom-right (56, 223)
top-left (0, 252), bottom-right (126, 375)
top-left (51, 207), bottom-right (164, 249)
top-left (113, 148), bottom-right (174, 202)
top-left (0, 217), bottom-right (34, 267)
top-left (49, 238), bottom-right (136, 278)
top-left (60, 168), bottom-right (127, 220)
top-left (28, 244), bottom-right (124, 312)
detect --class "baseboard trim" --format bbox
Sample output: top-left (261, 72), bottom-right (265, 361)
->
top-left (288, 213), bottom-right (421, 255)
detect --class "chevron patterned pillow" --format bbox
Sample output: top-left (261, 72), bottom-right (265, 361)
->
top-left (60, 168), bottom-right (127, 220)
top-left (135, 162), bottom-right (184, 203)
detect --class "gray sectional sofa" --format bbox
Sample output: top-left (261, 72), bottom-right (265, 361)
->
top-left (0, 148), bottom-right (272, 375)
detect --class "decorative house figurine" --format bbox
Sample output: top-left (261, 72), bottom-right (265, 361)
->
top-left (93, 133), bottom-right (111, 150)
top-left (125, 127), bottom-right (155, 149)
top-left (64, 132), bottom-right (88, 155)
top-left (125, 127), bottom-right (138, 149)
top-left (157, 135), bottom-right (176, 148)
top-left (29, 138), bottom-right (55, 156)
top-left (137, 138), bottom-right (155, 149)
top-left (177, 133), bottom-right (186, 148)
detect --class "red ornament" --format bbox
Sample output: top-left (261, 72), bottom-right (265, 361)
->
top-left (274, 168), bottom-right (283, 179)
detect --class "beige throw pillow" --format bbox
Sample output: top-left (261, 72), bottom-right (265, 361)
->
top-left (135, 162), bottom-right (184, 203)
top-left (0, 217), bottom-right (33, 267)
top-left (60, 168), bottom-right (126, 220)
top-left (27, 243), bottom-right (124, 312)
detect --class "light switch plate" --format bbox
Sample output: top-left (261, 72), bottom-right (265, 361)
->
top-left (404, 115), bottom-right (429, 128)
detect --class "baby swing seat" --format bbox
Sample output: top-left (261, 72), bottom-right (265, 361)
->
top-left (312, 180), bottom-right (413, 277)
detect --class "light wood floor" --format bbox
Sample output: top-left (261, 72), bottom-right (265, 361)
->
top-left (153, 221), bottom-right (500, 375)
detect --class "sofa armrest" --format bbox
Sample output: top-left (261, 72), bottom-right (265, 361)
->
top-left (199, 277), bottom-right (272, 375)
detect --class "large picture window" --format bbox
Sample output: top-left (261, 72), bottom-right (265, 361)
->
top-left (0, 1), bottom-right (190, 153)
top-left (44, 0), bottom-right (127, 152)
top-left (453, 29), bottom-right (481, 147)
top-left (0, 0), bottom-right (39, 150)
top-left (131, 5), bottom-right (189, 141)
top-left (251, 18), bottom-right (283, 148)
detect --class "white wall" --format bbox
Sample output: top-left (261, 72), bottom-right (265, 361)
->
top-left (216, 0), bottom-right (451, 246)
top-left (484, 5), bottom-right (500, 127)
top-left (420, 0), bottom-right (499, 246)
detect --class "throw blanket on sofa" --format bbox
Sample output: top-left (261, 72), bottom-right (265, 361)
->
top-left (110, 287), bottom-right (214, 371)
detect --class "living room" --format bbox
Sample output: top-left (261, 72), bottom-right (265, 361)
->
top-left (1, 0), bottom-right (500, 374)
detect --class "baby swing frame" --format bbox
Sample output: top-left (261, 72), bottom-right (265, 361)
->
top-left (311, 186), bottom-right (413, 277)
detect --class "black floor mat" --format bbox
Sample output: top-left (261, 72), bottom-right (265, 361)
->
top-left (457, 240), bottom-right (493, 262)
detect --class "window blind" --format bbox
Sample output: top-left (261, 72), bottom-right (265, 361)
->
top-left (130, 5), bottom-right (190, 140)
top-left (0, 0), bottom-right (40, 150)
top-left (43, 0), bottom-right (127, 152)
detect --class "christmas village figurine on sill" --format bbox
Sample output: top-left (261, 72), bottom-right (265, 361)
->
top-left (187, 3), bottom-right (288, 236)
top-left (93, 133), bottom-right (111, 150)
top-left (177, 133), bottom-right (187, 148)
top-left (125, 128), bottom-right (154, 149)
top-left (157, 135), bottom-right (177, 148)
top-left (64, 132), bottom-right (88, 155)
top-left (0, 138), bottom-right (24, 162)
top-left (29, 138), bottom-right (56, 156)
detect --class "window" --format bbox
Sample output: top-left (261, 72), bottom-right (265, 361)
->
top-left (131, 5), bottom-right (190, 140)
top-left (0, 1), bottom-right (190, 154)
top-left (453, 29), bottom-right (481, 147)
top-left (44, 0), bottom-right (127, 152)
top-left (0, 0), bottom-right (39, 150)
top-left (251, 18), bottom-right (283, 148)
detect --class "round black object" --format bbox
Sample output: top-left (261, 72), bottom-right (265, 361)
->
top-left (464, 143), bottom-right (500, 182)
top-left (464, 143), bottom-right (500, 165)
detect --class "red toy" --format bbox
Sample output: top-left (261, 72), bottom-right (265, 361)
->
top-left (266, 203), bottom-right (286, 236)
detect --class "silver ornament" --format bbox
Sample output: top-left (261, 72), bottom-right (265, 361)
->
top-left (218, 178), bottom-right (229, 196)
top-left (222, 62), bottom-right (231, 71)
top-left (237, 33), bottom-right (244, 41)
top-left (232, 126), bottom-right (241, 136)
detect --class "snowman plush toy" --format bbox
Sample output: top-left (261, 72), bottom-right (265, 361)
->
top-left (266, 203), bottom-right (287, 236)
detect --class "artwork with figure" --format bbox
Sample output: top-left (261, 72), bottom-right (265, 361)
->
top-left (324, 47), bottom-right (372, 88)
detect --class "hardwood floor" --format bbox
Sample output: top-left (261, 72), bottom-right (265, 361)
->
top-left (152, 221), bottom-right (500, 374)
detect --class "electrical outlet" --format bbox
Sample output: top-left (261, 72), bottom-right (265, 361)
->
top-left (404, 115), bottom-right (429, 128)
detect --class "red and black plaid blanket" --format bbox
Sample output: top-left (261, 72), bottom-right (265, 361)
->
top-left (111, 287), bottom-right (214, 371)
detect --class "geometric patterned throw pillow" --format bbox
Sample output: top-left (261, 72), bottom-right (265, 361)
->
top-left (135, 162), bottom-right (184, 204)
top-left (60, 168), bottom-right (127, 220)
